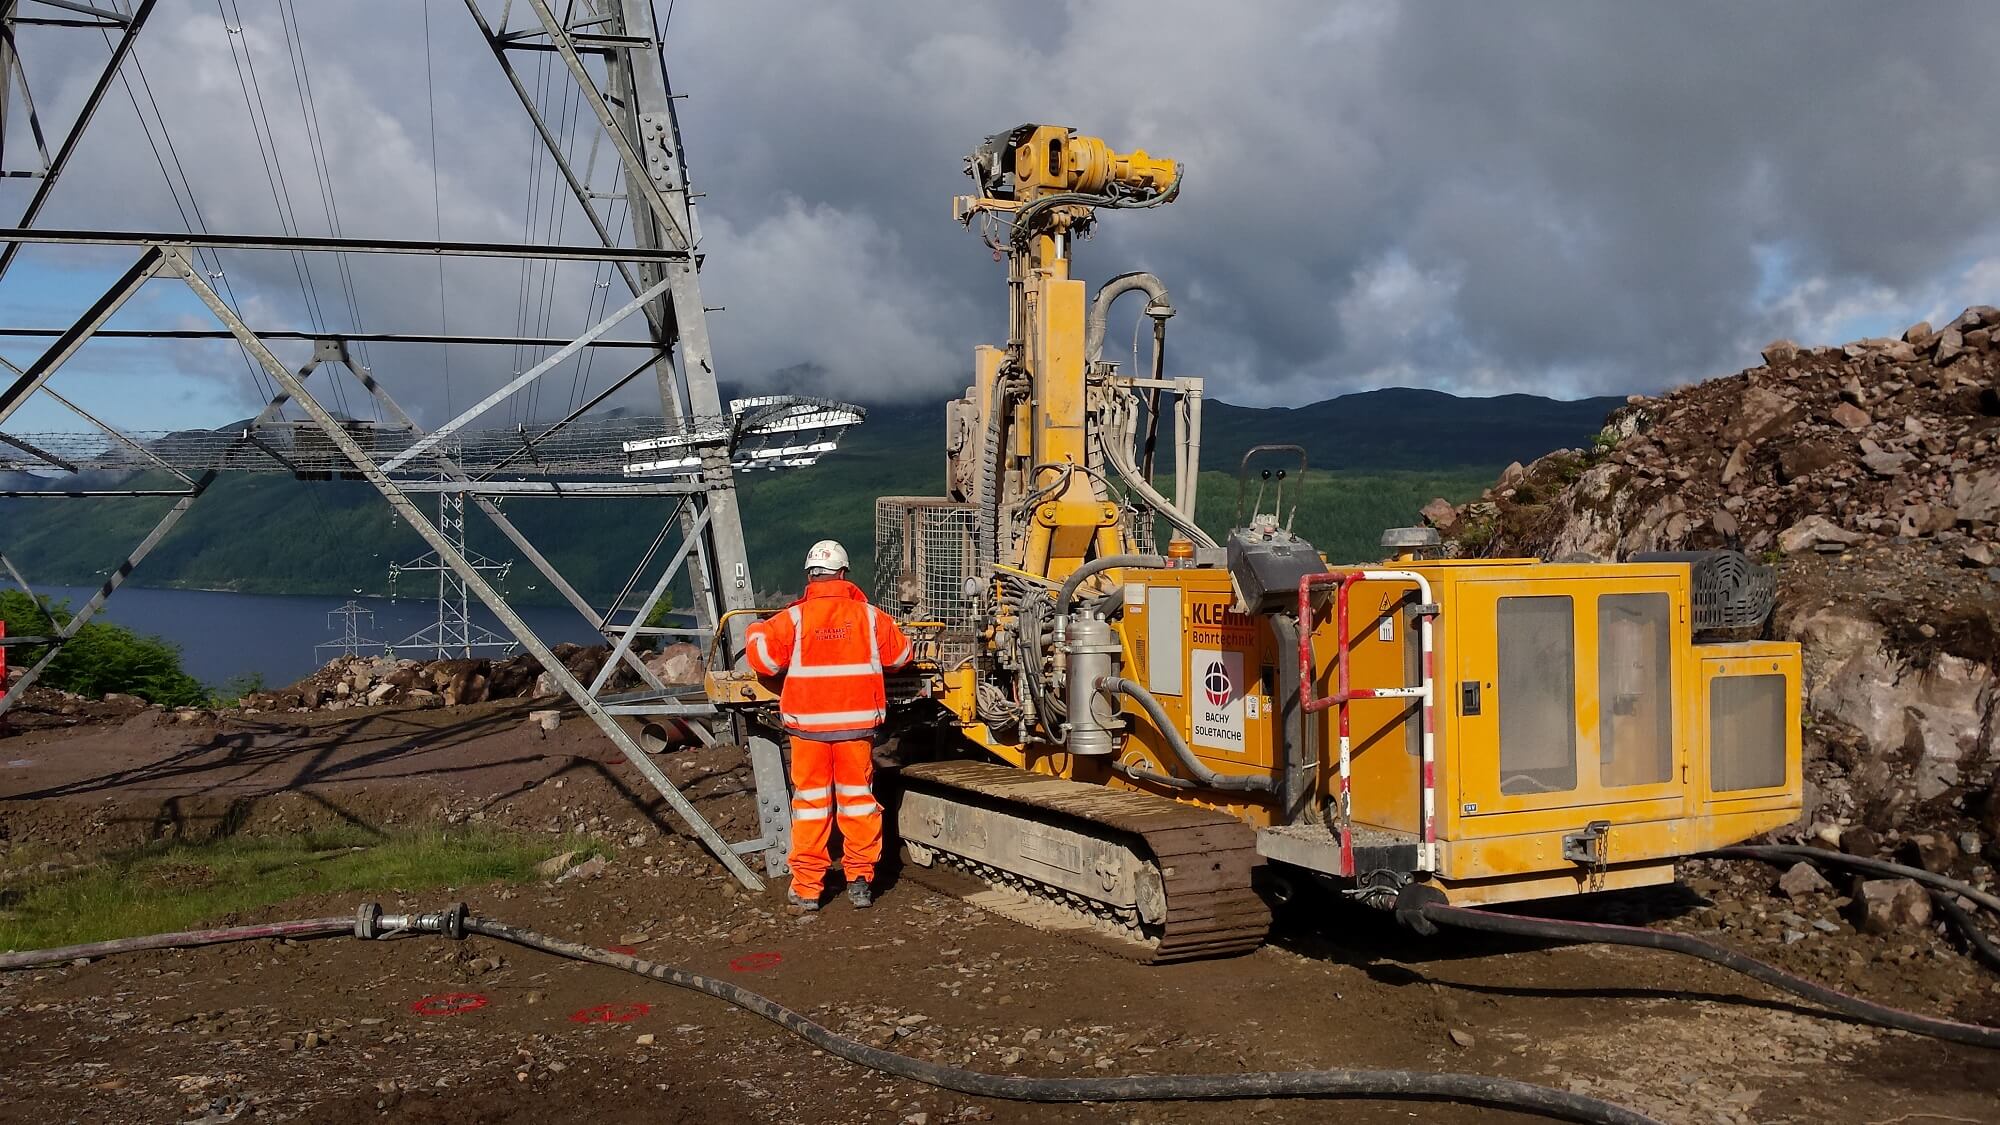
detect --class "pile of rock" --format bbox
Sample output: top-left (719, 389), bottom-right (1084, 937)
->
top-left (1423, 305), bottom-right (2000, 871)
top-left (1428, 305), bottom-right (2000, 563)
top-left (242, 641), bottom-right (707, 714)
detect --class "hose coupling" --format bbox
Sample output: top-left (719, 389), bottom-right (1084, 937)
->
top-left (354, 901), bottom-right (469, 940)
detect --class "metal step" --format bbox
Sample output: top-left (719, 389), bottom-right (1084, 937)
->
top-left (1257, 820), bottom-right (1420, 879)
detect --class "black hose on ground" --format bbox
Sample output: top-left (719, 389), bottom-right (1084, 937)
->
top-left (466, 918), bottom-right (1658, 1123)
top-left (1703, 843), bottom-right (2000, 976)
top-left (1702, 844), bottom-right (2000, 915)
top-left (1928, 888), bottom-right (2000, 968)
top-left (1929, 890), bottom-right (2000, 973)
top-left (1414, 899), bottom-right (2000, 1050)
top-left (0, 907), bottom-right (1663, 1125)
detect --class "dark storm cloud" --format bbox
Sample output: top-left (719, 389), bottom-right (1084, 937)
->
top-left (5, 1), bottom-right (1998, 428)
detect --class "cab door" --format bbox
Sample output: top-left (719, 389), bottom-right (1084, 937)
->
top-left (1452, 579), bottom-right (1688, 825)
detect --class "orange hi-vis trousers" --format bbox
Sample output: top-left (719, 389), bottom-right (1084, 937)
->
top-left (787, 736), bottom-right (882, 899)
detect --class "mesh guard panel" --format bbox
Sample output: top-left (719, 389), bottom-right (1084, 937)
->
top-left (1630, 550), bottom-right (1777, 631)
top-left (874, 497), bottom-right (978, 665)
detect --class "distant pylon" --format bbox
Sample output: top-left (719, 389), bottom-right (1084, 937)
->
top-left (315, 600), bottom-right (383, 662)
top-left (388, 472), bottom-right (518, 659)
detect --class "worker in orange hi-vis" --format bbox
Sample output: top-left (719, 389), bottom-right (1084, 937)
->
top-left (744, 540), bottom-right (913, 913)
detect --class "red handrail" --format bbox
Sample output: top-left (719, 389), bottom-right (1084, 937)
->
top-left (1296, 569), bottom-right (1439, 876)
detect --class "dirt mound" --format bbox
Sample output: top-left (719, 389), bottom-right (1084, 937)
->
top-left (1431, 304), bottom-right (2000, 565)
top-left (1422, 305), bottom-right (2000, 874)
top-left (233, 642), bottom-right (708, 716)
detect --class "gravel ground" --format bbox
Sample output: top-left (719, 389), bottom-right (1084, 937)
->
top-left (3, 700), bottom-right (1997, 1124)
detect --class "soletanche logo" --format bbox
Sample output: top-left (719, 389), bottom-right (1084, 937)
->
top-left (1190, 647), bottom-right (1246, 752)
top-left (1203, 660), bottom-right (1232, 707)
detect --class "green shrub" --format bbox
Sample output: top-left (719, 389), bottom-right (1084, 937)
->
top-left (640, 591), bottom-right (677, 651)
top-left (0, 589), bottom-right (206, 706)
top-left (213, 671), bottom-right (267, 706)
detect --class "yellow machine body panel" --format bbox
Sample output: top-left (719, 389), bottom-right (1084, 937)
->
top-left (1294, 560), bottom-right (1801, 903)
top-left (929, 556), bottom-right (1803, 905)
top-left (1113, 567), bottom-right (1284, 801)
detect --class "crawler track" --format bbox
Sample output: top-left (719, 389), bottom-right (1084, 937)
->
top-left (896, 760), bottom-right (1270, 963)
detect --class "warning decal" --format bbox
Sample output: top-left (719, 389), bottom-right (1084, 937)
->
top-left (1189, 648), bottom-right (1246, 753)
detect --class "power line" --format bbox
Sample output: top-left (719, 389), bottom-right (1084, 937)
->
top-left (569, 197), bottom-right (629, 414)
top-left (527, 55), bottom-right (585, 423)
top-left (275, 0), bottom-right (377, 415)
top-left (98, 4), bottom-right (274, 406)
top-left (214, 0), bottom-right (350, 419)
top-left (421, 0), bottom-right (452, 417)
top-left (508, 47), bottom-right (557, 427)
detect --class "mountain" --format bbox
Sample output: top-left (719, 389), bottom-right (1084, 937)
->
top-left (0, 387), bottom-right (1620, 604)
top-left (758, 386), bottom-right (1623, 474)
top-left (1197, 387), bottom-right (1623, 472)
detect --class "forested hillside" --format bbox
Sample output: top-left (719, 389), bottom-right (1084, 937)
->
top-left (0, 387), bottom-right (1616, 601)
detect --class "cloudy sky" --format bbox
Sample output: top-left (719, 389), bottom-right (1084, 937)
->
top-left (3, 0), bottom-right (1997, 435)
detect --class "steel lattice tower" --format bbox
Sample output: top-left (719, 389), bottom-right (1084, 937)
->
top-left (315, 599), bottom-right (382, 663)
top-left (0, 0), bottom-right (839, 890)
top-left (388, 473), bottom-right (516, 660)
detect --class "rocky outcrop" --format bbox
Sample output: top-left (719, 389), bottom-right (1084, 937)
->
top-left (1424, 306), bottom-right (2000, 871)
top-left (1787, 600), bottom-right (1996, 804)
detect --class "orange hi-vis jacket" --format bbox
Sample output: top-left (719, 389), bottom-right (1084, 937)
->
top-left (744, 579), bottom-right (914, 740)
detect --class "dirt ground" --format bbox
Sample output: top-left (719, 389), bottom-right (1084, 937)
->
top-left (2, 701), bottom-right (1997, 1124)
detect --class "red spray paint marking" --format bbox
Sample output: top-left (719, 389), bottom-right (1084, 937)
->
top-left (409, 992), bottom-right (490, 1017)
top-left (604, 945), bottom-right (639, 956)
top-left (728, 951), bottom-right (783, 973)
top-left (570, 1002), bottom-right (652, 1024)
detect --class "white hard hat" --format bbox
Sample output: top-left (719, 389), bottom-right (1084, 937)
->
top-left (804, 539), bottom-right (849, 572)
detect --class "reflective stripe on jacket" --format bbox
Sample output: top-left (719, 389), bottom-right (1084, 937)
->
top-left (743, 579), bottom-right (913, 740)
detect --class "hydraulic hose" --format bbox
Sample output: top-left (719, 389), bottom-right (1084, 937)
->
top-left (1009, 173), bottom-right (1183, 249)
top-left (0, 916), bottom-right (351, 970)
top-left (1085, 272), bottom-right (1172, 365)
top-left (1931, 891), bottom-right (2000, 973)
top-left (1703, 844), bottom-right (2000, 916)
top-left (1097, 423), bottom-right (1216, 548)
top-left (1703, 843), bottom-right (2000, 974)
top-left (0, 905), bottom-right (1663, 1125)
top-left (976, 375), bottom-right (1018, 568)
top-left (1416, 901), bottom-right (2000, 1050)
top-left (1268, 612), bottom-right (1311, 824)
top-left (469, 918), bottom-right (1654, 1122)
top-left (1055, 554), bottom-right (1167, 617)
top-left (1098, 675), bottom-right (1276, 793)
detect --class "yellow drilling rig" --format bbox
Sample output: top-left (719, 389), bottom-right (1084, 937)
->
top-left (715, 125), bottom-right (1804, 961)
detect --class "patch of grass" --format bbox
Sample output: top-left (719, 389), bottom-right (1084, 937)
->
top-left (1456, 513), bottom-right (1499, 554)
top-left (0, 827), bottom-right (584, 952)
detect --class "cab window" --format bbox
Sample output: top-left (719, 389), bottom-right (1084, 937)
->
top-left (1497, 595), bottom-right (1577, 795)
top-left (1598, 594), bottom-right (1673, 786)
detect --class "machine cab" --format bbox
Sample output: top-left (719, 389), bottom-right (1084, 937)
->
top-left (1312, 553), bottom-right (1801, 906)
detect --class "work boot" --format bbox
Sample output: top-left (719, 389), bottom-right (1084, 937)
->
top-left (847, 877), bottom-right (873, 909)
top-left (786, 888), bottom-right (820, 914)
